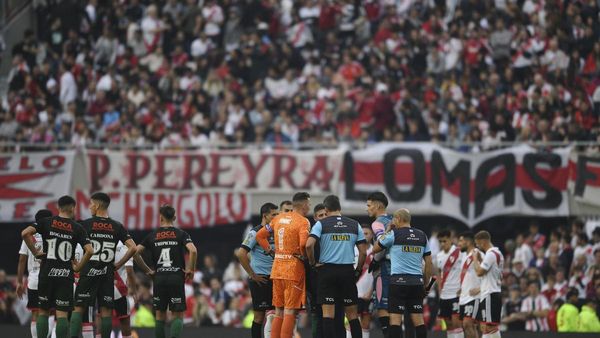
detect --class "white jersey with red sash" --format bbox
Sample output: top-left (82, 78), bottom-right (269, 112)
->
top-left (459, 248), bottom-right (481, 305)
top-left (436, 245), bottom-right (463, 300)
top-left (114, 242), bottom-right (133, 299)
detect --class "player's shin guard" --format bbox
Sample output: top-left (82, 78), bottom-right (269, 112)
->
top-left (69, 312), bottom-right (83, 338)
top-left (271, 315), bottom-right (283, 338)
top-left (31, 319), bottom-right (38, 338)
top-left (389, 325), bottom-right (403, 338)
top-left (252, 321), bottom-right (263, 338)
top-left (49, 316), bottom-right (56, 338)
top-left (362, 329), bottom-right (370, 338)
top-left (349, 319), bottom-right (362, 338)
top-left (37, 315), bottom-right (49, 338)
top-left (100, 317), bottom-right (112, 338)
top-left (415, 324), bottom-right (427, 338)
top-left (322, 318), bottom-right (335, 338)
top-left (56, 317), bottom-right (69, 338)
top-left (82, 322), bottom-right (94, 338)
top-left (169, 317), bottom-right (183, 338)
top-left (281, 314), bottom-right (296, 338)
top-left (378, 316), bottom-right (389, 338)
top-left (155, 320), bottom-right (166, 338)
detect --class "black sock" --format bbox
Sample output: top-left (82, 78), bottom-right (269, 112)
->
top-left (379, 316), bottom-right (389, 338)
top-left (415, 324), bottom-right (427, 338)
top-left (390, 325), bottom-right (404, 338)
top-left (349, 318), bottom-right (362, 338)
top-left (251, 321), bottom-right (262, 338)
top-left (323, 318), bottom-right (335, 338)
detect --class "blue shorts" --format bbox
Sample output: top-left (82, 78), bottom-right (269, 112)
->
top-left (372, 261), bottom-right (390, 310)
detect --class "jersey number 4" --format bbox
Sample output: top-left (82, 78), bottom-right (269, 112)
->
top-left (90, 240), bottom-right (116, 263)
top-left (46, 238), bottom-right (73, 261)
top-left (157, 248), bottom-right (173, 267)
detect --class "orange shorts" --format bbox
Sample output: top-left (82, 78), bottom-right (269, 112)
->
top-left (272, 277), bottom-right (305, 309)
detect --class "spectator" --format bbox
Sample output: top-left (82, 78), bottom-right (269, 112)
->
top-left (578, 299), bottom-right (600, 332)
top-left (520, 280), bottom-right (551, 332)
top-left (557, 288), bottom-right (579, 332)
top-left (502, 285), bottom-right (526, 331)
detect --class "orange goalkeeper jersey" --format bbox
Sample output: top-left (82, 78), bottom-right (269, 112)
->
top-left (257, 211), bottom-right (310, 282)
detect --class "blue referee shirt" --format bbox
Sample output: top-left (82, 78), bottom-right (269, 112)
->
top-left (240, 224), bottom-right (274, 275)
top-left (310, 215), bottom-right (366, 265)
top-left (378, 226), bottom-right (431, 285)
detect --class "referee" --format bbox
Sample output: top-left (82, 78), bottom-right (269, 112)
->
top-left (306, 195), bottom-right (367, 338)
top-left (373, 208), bottom-right (433, 338)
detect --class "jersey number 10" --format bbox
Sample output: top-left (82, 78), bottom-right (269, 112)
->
top-left (46, 238), bottom-right (73, 261)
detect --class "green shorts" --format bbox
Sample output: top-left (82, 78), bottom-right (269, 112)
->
top-left (38, 276), bottom-right (74, 312)
top-left (74, 274), bottom-right (114, 308)
top-left (153, 274), bottom-right (186, 312)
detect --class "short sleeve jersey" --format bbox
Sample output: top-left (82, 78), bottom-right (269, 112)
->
top-left (34, 216), bottom-right (90, 280)
top-left (309, 215), bottom-right (366, 265)
top-left (141, 226), bottom-right (193, 276)
top-left (480, 247), bottom-right (504, 298)
top-left (80, 216), bottom-right (131, 277)
top-left (268, 211), bottom-right (310, 282)
top-left (379, 226), bottom-right (431, 286)
top-left (241, 224), bottom-right (274, 276)
top-left (18, 232), bottom-right (43, 290)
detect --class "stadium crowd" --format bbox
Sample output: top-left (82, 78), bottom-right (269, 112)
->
top-left (1, 0), bottom-right (600, 149)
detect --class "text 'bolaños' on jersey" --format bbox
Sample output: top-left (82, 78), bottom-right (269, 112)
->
top-left (80, 216), bottom-right (131, 278)
top-left (480, 247), bottom-right (504, 298)
top-left (141, 226), bottom-right (193, 276)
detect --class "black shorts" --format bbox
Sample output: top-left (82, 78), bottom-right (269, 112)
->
top-left (388, 284), bottom-right (425, 314)
top-left (357, 298), bottom-right (373, 315)
top-left (74, 274), bottom-right (114, 308)
top-left (27, 288), bottom-right (39, 310)
top-left (460, 299), bottom-right (479, 320)
top-left (153, 274), bottom-right (186, 312)
top-left (249, 276), bottom-right (274, 311)
top-left (38, 276), bottom-right (74, 312)
top-left (317, 264), bottom-right (357, 306)
top-left (476, 293), bottom-right (501, 325)
top-left (439, 297), bottom-right (460, 319)
top-left (114, 296), bottom-right (130, 318)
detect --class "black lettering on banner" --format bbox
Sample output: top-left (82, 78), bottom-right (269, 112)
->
top-left (383, 149), bottom-right (426, 202)
top-left (474, 154), bottom-right (515, 218)
top-left (430, 150), bottom-right (470, 218)
top-left (574, 156), bottom-right (600, 197)
top-left (343, 152), bottom-right (370, 201)
top-left (522, 153), bottom-right (563, 209)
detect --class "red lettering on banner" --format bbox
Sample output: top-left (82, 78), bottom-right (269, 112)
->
top-left (240, 154), bottom-right (269, 188)
top-left (154, 154), bottom-right (179, 189)
top-left (209, 154), bottom-right (234, 188)
top-left (124, 193), bottom-right (141, 229)
top-left (301, 155), bottom-right (334, 190)
top-left (196, 193), bottom-right (211, 226)
top-left (177, 194), bottom-right (194, 228)
top-left (270, 154), bottom-right (297, 188)
top-left (42, 155), bottom-right (65, 170)
top-left (0, 157), bottom-right (9, 170)
top-left (19, 156), bottom-right (33, 170)
top-left (126, 154), bottom-right (151, 189)
top-left (214, 193), bottom-right (229, 225)
top-left (89, 153), bottom-right (110, 192)
top-left (182, 155), bottom-right (207, 189)
top-left (76, 190), bottom-right (91, 219)
top-left (227, 193), bottom-right (247, 221)
top-left (13, 201), bottom-right (34, 219)
top-left (157, 193), bottom-right (174, 208)
top-left (144, 193), bottom-right (154, 229)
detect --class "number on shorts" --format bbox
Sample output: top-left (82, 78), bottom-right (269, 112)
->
top-left (465, 305), bottom-right (473, 315)
top-left (46, 238), bottom-right (73, 261)
top-left (453, 302), bottom-right (460, 312)
top-left (157, 248), bottom-right (172, 267)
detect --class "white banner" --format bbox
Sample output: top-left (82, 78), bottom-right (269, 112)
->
top-left (568, 152), bottom-right (600, 207)
top-left (0, 151), bottom-right (75, 222)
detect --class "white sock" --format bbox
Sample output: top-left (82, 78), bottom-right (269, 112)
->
top-left (346, 329), bottom-right (352, 338)
top-left (48, 316), bottom-right (56, 338)
top-left (362, 329), bottom-right (370, 338)
top-left (488, 331), bottom-right (501, 338)
top-left (31, 320), bottom-right (37, 338)
top-left (263, 312), bottom-right (275, 338)
top-left (82, 323), bottom-right (94, 338)
top-left (455, 329), bottom-right (465, 338)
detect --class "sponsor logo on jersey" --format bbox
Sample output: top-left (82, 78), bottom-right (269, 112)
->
top-left (325, 297), bottom-right (334, 302)
top-left (87, 266), bottom-right (108, 276)
top-left (39, 296), bottom-right (48, 301)
top-left (78, 292), bottom-right (91, 298)
top-left (92, 222), bottom-right (114, 231)
top-left (157, 267), bottom-right (181, 272)
top-left (156, 231), bottom-right (177, 240)
top-left (331, 234), bottom-right (350, 241)
top-left (51, 219), bottom-right (72, 232)
top-left (402, 245), bottom-right (422, 253)
top-left (48, 268), bottom-right (70, 277)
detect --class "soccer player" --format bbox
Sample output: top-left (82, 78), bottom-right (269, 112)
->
top-left (237, 202), bottom-right (279, 338)
top-left (280, 200), bottom-right (293, 213)
top-left (256, 192), bottom-right (311, 338)
top-left (21, 195), bottom-right (94, 338)
top-left (70, 192), bottom-right (138, 338)
top-left (16, 209), bottom-right (53, 338)
top-left (306, 195), bottom-right (367, 338)
top-left (112, 241), bottom-right (137, 338)
top-left (372, 208), bottom-right (433, 338)
top-left (458, 232), bottom-right (481, 338)
top-left (473, 231), bottom-right (504, 338)
top-left (365, 191), bottom-right (392, 337)
top-left (137, 205), bottom-right (197, 338)
top-left (307, 203), bottom-right (327, 338)
top-left (436, 230), bottom-right (464, 338)
top-left (350, 225), bottom-right (374, 338)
